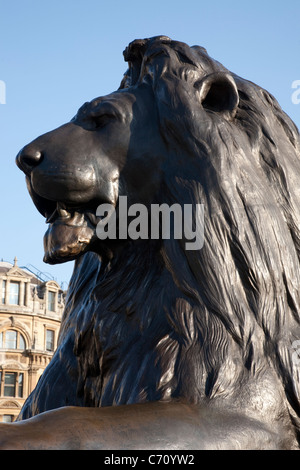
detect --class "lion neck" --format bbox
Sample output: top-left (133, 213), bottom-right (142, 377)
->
top-left (70, 242), bottom-right (273, 410)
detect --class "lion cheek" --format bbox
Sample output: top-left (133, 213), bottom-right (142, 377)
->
top-left (43, 217), bottom-right (96, 264)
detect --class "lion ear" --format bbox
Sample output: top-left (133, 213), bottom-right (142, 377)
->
top-left (195, 72), bottom-right (239, 119)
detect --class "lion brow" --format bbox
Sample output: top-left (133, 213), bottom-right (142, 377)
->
top-left (75, 99), bottom-right (124, 121)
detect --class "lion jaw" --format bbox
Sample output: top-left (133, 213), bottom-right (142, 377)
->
top-left (43, 208), bottom-right (97, 264)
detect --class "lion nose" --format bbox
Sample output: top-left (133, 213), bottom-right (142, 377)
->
top-left (16, 146), bottom-right (43, 174)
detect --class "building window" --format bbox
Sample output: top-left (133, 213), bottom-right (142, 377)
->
top-left (18, 373), bottom-right (24, 397)
top-left (1, 372), bottom-right (24, 398)
top-left (48, 291), bottom-right (56, 312)
top-left (4, 372), bottom-right (16, 397)
top-left (0, 330), bottom-right (26, 350)
top-left (23, 283), bottom-right (27, 306)
top-left (5, 330), bottom-right (17, 349)
top-left (9, 281), bottom-right (20, 305)
top-left (2, 415), bottom-right (14, 423)
top-left (46, 329), bottom-right (54, 352)
top-left (1, 280), bottom-right (6, 304)
top-left (19, 333), bottom-right (25, 350)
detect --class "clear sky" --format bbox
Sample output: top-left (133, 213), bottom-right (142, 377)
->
top-left (0, 0), bottom-right (299, 288)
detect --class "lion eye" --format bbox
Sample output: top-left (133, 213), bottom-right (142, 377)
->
top-left (93, 113), bottom-right (114, 129)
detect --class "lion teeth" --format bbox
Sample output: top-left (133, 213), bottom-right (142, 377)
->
top-left (56, 202), bottom-right (71, 219)
top-left (58, 207), bottom-right (69, 218)
top-left (45, 204), bottom-right (71, 223)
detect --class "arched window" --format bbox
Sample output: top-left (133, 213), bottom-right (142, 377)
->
top-left (0, 330), bottom-right (26, 350)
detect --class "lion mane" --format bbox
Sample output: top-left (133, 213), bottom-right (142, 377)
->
top-left (18, 36), bottom-right (300, 446)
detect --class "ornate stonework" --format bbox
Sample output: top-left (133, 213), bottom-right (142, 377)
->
top-left (0, 258), bottom-right (64, 421)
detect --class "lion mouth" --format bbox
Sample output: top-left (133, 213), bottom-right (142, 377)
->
top-left (45, 202), bottom-right (98, 227)
top-left (42, 203), bottom-right (98, 265)
top-left (25, 179), bottom-right (100, 264)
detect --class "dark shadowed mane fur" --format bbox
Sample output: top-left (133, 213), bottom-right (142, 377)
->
top-left (19, 37), bottom-right (300, 440)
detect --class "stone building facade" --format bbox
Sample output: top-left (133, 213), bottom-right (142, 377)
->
top-left (0, 258), bottom-right (64, 422)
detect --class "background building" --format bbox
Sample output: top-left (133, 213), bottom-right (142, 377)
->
top-left (0, 257), bottom-right (65, 422)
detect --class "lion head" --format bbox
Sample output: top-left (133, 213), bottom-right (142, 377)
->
top-left (16, 36), bottom-right (300, 447)
top-left (16, 35), bottom-right (240, 265)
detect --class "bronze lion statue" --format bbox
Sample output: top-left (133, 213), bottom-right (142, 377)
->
top-left (1, 36), bottom-right (300, 450)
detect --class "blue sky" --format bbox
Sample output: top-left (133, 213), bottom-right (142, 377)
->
top-left (0, 0), bottom-right (299, 287)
